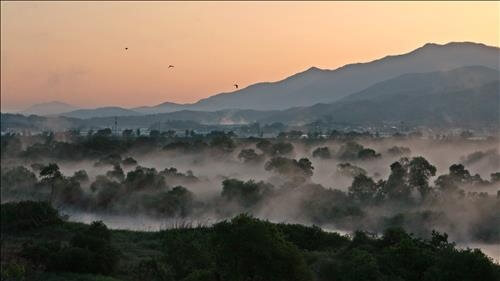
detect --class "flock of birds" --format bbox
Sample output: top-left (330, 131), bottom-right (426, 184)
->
top-left (124, 47), bottom-right (238, 89)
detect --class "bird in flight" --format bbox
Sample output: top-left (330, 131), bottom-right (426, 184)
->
top-left (233, 84), bottom-right (238, 89)
top-left (168, 65), bottom-right (174, 68)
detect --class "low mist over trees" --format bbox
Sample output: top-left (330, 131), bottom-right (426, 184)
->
top-left (1, 129), bottom-right (500, 280)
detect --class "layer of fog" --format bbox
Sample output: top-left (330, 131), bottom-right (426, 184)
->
top-left (3, 137), bottom-right (499, 262)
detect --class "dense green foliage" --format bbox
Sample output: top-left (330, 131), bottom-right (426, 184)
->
top-left (1, 201), bottom-right (62, 232)
top-left (1, 202), bottom-right (499, 281)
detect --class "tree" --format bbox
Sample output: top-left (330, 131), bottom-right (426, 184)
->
top-left (408, 157), bottom-right (436, 199)
top-left (491, 172), bottom-right (500, 183)
top-left (106, 164), bottom-right (125, 182)
top-left (387, 146), bottom-right (411, 156)
top-left (338, 141), bottom-right (364, 160)
top-left (40, 163), bottom-right (62, 179)
top-left (1, 166), bottom-right (37, 195)
top-left (122, 156), bottom-right (138, 166)
top-left (95, 128), bottom-right (112, 137)
top-left (383, 160), bottom-right (411, 201)
top-left (146, 186), bottom-right (195, 217)
top-left (312, 147), bottom-right (331, 159)
top-left (265, 157), bottom-right (314, 178)
top-left (297, 158), bottom-right (314, 177)
top-left (72, 170), bottom-right (89, 183)
top-left (39, 163), bottom-right (63, 203)
top-left (124, 166), bottom-right (166, 191)
top-left (358, 148), bottom-right (381, 160)
top-left (349, 174), bottom-right (378, 203)
top-left (256, 139), bottom-right (272, 154)
top-left (270, 142), bottom-right (294, 156)
top-left (238, 149), bottom-right (263, 163)
top-left (210, 135), bottom-right (235, 153)
top-left (221, 179), bottom-right (273, 208)
top-left (337, 163), bottom-right (367, 178)
top-left (435, 164), bottom-right (472, 193)
top-left (91, 176), bottom-right (122, 210)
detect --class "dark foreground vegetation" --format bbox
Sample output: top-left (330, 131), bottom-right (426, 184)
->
top-left (1, 201), bottom-right (499, 281)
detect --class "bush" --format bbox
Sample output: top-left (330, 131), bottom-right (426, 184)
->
top-left (131, 258), bottom-right (174, 281)
top-left (1, 262), bottom-right (27, 281)
top-left (1, 201), bottom-right (62, 232)
top-left (160, 229), bottom-right (215, 280)
top-left (22, 221), bottom-right (119, 276)
top-left (213, 214), bottom-right (313, 281)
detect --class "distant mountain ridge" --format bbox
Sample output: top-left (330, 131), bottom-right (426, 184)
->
top-left (15, 41), bottom-right (500, 119)
top-left (21, 101), bottom-right (79, 116)
top-left (3, 66), bottom-right (498, 131)
top-left (59, 107), bottom-right (141, 119)
top-left (182, 41), bottom-right (499, 111)
top-left (132, 102), bottom-right (186, 114)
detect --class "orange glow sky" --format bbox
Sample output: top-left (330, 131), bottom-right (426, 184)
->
top-left (1, 1), bottom-right (498, 111)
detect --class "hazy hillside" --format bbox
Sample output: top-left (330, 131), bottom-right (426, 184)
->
top-left (21, 101), bottom-right (79, 116)
top-left (261, 66), bottom-right (500, 126)
top-left (1, 113), bottom-right (80, 131)
top-left (60, 107), bottom-right (141, 119)
top-left (343, 66), bottom-right (499, 102)
top-left (133, 102), bottom-right (187, 114)
top-left (81, 109), bottom-right (276, 128)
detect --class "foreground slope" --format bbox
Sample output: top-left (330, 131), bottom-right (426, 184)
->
top-left (1, 202), bottom-right (499, 281)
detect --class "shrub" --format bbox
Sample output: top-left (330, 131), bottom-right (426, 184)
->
top-left (213, 214), bottom-right (313, 281)
top-left (1, 201), bottom-right (62, 232)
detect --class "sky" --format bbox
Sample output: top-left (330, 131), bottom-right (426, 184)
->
top-left (1, 1), bottom-right (499, 112)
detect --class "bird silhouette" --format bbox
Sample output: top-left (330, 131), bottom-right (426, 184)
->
top-left (168, 65), bottom-right (174, 68)
top-left (234, 84), bottom-right (238, 89)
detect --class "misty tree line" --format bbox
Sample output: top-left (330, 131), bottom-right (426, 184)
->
top-left (1, 131), bottom-right (500, 280)
top-left (1, 131), bottom-right (499, 244)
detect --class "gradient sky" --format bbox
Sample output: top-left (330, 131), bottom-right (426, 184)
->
top-left (1, 1), bottom-right (499, 111)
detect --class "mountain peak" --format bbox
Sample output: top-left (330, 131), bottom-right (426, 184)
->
top-left (418, 41), bottom-right (494, 51)
top-left (156, 101), bottom-right (183, 107)
top-left (306, 66), bottom-right (324, 72)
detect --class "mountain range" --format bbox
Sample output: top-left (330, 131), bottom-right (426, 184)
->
top-left (5, 41), bottom-right (499, 129)
top-left (260, 66), bottom-right (499, 126)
